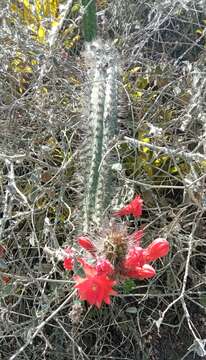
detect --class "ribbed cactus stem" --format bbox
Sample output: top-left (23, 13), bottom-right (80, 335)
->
top-left (82, 0), bottom-right (97, 42)
top-left (82, 40), bottom-right (120, 233)
top-left (94, 54), bottom-right (119, 222)
top-left (83, 64), bottom-right (106, 230)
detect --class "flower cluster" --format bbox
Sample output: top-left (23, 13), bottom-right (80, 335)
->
top-left (63, 196), bottom-right (169, 308)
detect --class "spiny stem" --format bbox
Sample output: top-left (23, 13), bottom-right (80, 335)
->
top-left (82, 0), bottom-right (97, 42)
top-left (82, 41), bottom-right (120, 232)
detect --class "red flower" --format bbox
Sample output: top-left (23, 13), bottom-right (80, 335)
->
top-left (122, 246), bottom-right (145, 268)
top-left (74, 272), bottom-right (117, 308)
top-left (63, 247), bottom-right (74, 271)
top-left (143, 238), bottom-right (169, 262)
top-left (121, 247), bottom-right (156, 280)
top-left (96, 258), bottom-right (114, 276)
top-left (77, 258), bottom-right (97, 277)
top-left (113, 195), bottom-right (143, 218)
top-left (123, 264), bottom-right (156, 279)
top-left (77, 236), bottom-right (96, 254)
top-left (120, 238), bottom-right (169, 280)
top-left (128, 229), bottom-right (144, 246)
top-left (63, 258), bottom-right (73, 270)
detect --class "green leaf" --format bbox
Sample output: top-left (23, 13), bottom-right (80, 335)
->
top-left (126, 306), bottom-right (138, 314)
top-left (122, 279), bottom-right (136, 294)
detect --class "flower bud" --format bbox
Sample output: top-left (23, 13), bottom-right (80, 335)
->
top-left (143, 238), bottom-right (169, 262)
top-left (63, 247), bottom-right (74, 270)
top-left (77, 237), bottom-right (96, 253)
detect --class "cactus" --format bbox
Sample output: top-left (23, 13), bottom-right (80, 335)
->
top-left (81, 40), bottom-right (120, 233)
top-left (82, 0), bottom-right (97, 42)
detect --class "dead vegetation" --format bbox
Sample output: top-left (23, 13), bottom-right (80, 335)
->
top-left (0, 1), bottom-right (206, 359)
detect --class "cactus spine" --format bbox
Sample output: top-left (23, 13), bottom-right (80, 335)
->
top-left (82, 40), bottom-right (120, 233)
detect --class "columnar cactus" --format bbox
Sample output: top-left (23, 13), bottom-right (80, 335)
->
top-left (81, 40), bottom-right (120, 233)
top-left (82, 0), bottom-right (97, 42)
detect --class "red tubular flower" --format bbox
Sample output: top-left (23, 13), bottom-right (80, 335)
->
top-left (143, 238), bottom-right (169, 263)
top-left (123, 264), bottom-right (156, 279)
top-left (121, 246), bottom-right (156, 279)
top-left (96, 259), bottom-right (114, 276)
top-left (128, 229), bottom-right (144, 246)
top-left (122, 246), bottom-right (145, 268)
top-left (77, 236), bottom-right (96, 254)
top-left (74, 273), bottom-right (117, 308)
top-left (63, 247), bottom-right (74, 271)
top-left (113, 195), bottom-right (143, 218)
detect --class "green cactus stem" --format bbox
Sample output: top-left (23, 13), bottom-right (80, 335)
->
top-left (81, 40), bottom-right (120, 233)
top-left (82, 0), bottom-right (97, 42)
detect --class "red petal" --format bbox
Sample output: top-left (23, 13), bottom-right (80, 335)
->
top-left (96, 259), bottom-right (114, 276)
top-left (130, 196), bottom-right (143, 217)
top-left (128, 229), bottom-right (144, 245)
top-left (104, 295), bottom-right (111, 305)
top-left (124, 264), bottom-right (156, 279)
top-left (78, 258), bottom-right (97, 277)
top-left (63, 257), bottom-right (73, 270)
top-left (123, 246), bottom-right (145, 268)
top-left (77, 237), bottom-right (96, 252)
top-left (143, 238), bottom-right (169, 262)
top-left (112, 205), bottom-right (131, 217)
top-left (74, 274), bottom-right (117, 308)
top-left (113, 195), bottom-right (143, 218)
top-left (135, 264), bottom-right (156, 279)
